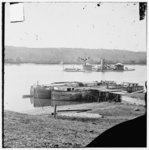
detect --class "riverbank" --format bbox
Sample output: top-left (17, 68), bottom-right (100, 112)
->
top-left (5, 62), bottom-right (147, 65)
top-left (4, 102), bottom-right (145, 148)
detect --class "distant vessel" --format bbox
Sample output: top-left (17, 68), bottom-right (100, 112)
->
top-left (63, 58), bottom-right (135, 72)
top-left (63, 57), bottom-right (93, 72)
top-left (63, 68), bottom-right (83, 72)
top-left (99, 61), bottom-right (135, 72)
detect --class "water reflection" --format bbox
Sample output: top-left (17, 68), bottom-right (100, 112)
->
top-left (4, 64), bottom-right (147, 112)
top-left (30, 98), bottom-right (51, 107)
top-left (30, 98), bottom-right (98, 107)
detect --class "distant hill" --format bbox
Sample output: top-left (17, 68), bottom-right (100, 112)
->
top-left (4, 46), bottom-right (147, 65)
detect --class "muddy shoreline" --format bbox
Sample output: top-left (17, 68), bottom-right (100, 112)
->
top-left (3, 102), bottom-right (145, 148)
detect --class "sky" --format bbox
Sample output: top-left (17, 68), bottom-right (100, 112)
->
top-left (5, 2), bottom-right (147, 52)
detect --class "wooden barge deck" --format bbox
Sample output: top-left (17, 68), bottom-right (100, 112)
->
top-left (23, 81), bottom-right (145, 108)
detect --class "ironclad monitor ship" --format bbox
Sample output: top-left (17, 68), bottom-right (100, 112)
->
top-left (63, 58), bottom-right (135, 72)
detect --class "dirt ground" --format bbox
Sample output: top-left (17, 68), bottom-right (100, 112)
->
top-left (3, 102), bottom-right (145, 148)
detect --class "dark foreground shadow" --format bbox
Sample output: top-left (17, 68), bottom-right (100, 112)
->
top-left (86, 89), bottom-right (147, 147)
top-left (86, 114), bottom-right (147, 147)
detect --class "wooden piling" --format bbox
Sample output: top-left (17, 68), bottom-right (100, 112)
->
top-left (98, 91), bottom-right (101, 102)
top-left (54, 105), bottom-right (57, 118)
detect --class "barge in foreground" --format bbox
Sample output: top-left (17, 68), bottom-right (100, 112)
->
top-left (29, 81), bottom-right (144, 100)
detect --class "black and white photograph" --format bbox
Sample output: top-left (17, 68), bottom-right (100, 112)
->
top-left (2, 1), bottom-right (148, 148)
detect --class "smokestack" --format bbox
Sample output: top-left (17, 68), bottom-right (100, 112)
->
top-left (101, 59), bottom-right (104, 71)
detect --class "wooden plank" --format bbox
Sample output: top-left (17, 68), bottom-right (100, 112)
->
top-left (57, 109), bottom-right (92, 113)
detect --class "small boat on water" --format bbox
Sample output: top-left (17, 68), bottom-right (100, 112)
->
top-left (64, 68), bottom-right (83, 72)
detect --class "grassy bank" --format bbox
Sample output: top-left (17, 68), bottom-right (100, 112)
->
top-left (4, 102), bottom-right (145, 148)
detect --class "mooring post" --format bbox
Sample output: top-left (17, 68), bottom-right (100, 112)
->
top-left (54, 105), bottom-right (57, 118)
top-left (98, 91), bottom-right (100, 102)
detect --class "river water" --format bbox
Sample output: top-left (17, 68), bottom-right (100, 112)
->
top-left (4, 64), bottom-right (147, 112)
